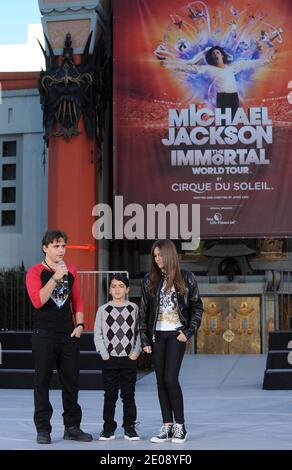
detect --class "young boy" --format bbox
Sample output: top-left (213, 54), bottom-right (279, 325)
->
top-left (94, 273), bottom-right (141, 441)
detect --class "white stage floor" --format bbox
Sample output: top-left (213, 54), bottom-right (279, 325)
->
top-left (1, 354), bottom-right (292, 450)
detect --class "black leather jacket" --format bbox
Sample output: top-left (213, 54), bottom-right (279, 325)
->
top-left (139, 269), bottom-right (203, 347)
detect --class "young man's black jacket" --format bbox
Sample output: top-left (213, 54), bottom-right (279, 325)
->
top-left (139, 269), bottom-right (203, 347)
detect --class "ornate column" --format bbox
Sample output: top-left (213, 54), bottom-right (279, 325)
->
top-left (38, 0), bottom-right (110, 271)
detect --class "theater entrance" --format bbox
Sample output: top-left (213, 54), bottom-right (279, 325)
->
top-left (197, 297), bottom-right (261, 354)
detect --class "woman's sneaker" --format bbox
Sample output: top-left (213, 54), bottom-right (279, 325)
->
top-left (150, 424), bottom-right (173, 443)
top-left (171, 423), bottom-right (187, 443)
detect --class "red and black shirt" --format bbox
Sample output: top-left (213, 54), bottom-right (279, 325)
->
top-left (26, 263), bottom-right (83, 333)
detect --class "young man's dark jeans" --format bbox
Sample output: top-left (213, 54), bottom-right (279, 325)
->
top-left (102, 367), bottom-right (137, 432)
top-left (31, 329), bottom-right (82, 433)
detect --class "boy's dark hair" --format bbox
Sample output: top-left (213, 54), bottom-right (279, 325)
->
top-left (42, 229), bottom-right (68, 247)
top-left (108, 273), bottom-right (129, 289)
top-left (205, 46), bottom-right (229, 65)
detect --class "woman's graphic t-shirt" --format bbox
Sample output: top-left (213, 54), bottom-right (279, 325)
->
top-left (156, 282), bottom-right (183, 331)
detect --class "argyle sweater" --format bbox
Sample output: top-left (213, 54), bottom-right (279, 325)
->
top-left (94, 301), bottom-right (141, 361)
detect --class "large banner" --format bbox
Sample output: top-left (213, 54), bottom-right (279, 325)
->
top-left (113, 0), bottom-right (292, 238)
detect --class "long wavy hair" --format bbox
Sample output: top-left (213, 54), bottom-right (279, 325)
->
top-left (149, 239), bottom-right (186, 294)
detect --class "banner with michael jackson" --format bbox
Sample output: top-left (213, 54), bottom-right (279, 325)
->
top-left (113, 0), bottom-right (292, 237)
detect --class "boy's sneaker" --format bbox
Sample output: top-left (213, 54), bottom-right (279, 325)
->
top-left (150, 424), bottom-right (173, 443)
top-left (99, 430), bottom-right (115, 441)
top-left (171, 423), bottom-right (187, 443)
top-left (124, 425), bottom-right (140, 441)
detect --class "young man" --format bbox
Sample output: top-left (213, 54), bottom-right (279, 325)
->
top-left (26, 229), bottom-right (93, 444)
top-left (94, 273), bottom-right (141, 441)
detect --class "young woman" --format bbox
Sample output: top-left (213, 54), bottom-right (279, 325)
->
top-left (139, 239), bottom-right (203, 443)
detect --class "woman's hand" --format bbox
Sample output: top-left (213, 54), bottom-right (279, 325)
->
top-left (177, 330), bottom-right (188, 342)
top-left (143, 346), bottom-right (152, 354)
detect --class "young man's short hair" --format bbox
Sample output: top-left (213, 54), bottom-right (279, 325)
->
top-left (42, 229), bottom-right (68, 247)
top-left (108, 273), bottom-right (129, 289)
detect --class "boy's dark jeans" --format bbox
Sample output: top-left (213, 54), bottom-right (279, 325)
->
top-left (102, 366), bottom-right (137, 432)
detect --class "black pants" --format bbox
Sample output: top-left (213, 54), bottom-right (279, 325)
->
top-left (153, 330), bottom-right (186, 424)
top-left (31, 329), bottom-right (82, 433)
top-left (102, 367), bottom-right (137, 432)
top-left (216, 92), bottom-right (239, 119)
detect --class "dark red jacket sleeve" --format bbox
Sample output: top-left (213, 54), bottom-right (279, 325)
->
top-left (26, 265), bottom-right (43, 309)
top-left (69, 265), bottom-right (84, 313)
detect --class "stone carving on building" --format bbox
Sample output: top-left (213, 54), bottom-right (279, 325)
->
top-left (39, 32), bottom-right (95, 141)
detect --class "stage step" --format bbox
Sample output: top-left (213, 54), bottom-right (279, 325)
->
top-left (263, 370), bottom-right (292, 390)
top-left (0, 331), bottom-right (96, 350)
top-left (0, 369), bottom-right (103, 390)
top-left (268, 331), bottom-right (292, 350)
top-left (0, 331), bottom-right (102, 390)
top-left (266, 351), bottom-right (292, 370)
top-left (263, 331), bottom-right (292, 389)
top-left (0, 350), bottom-right (103, 370)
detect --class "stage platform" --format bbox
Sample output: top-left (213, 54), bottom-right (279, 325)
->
top-left (1, 354), bottom-right (292, 450)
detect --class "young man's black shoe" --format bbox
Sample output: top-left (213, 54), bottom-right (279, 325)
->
top-left (63, 426), bottom-right (93, 442)
top-left (37, 431), bottom-right (51, 444)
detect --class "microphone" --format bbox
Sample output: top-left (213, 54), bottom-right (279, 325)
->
top-left (58, 260), bottom-right (68, 288)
